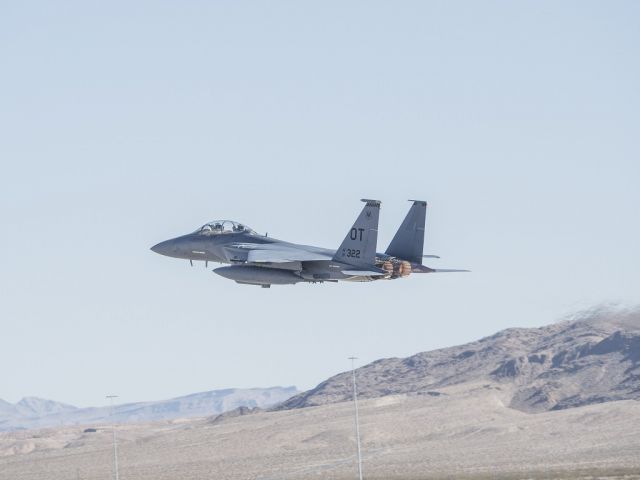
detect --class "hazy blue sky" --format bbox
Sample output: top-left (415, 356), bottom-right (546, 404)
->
top-left (1, 1), bottom-right (639, 407)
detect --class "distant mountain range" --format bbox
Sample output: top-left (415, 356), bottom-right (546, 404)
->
top-left (279, 307), bottom-right (640, 413)
top-left (0, 386), bottom-right (298, 431)
top-left (5, 307), bottom-right (639, 432)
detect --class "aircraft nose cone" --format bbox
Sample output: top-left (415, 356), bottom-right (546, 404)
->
top-left (150, 239), bottom-right (175, 256)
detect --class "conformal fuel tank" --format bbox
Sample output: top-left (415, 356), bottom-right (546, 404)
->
top-left (213, 265), bottom-right (303, 285)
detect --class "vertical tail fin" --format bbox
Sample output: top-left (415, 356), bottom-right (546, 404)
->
top-left (333, 199), bottom-right (381, 267)
top-left (385, 200), bottom-right (426, 264)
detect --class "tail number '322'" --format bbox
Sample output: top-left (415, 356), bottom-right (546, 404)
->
top-left (342, 248), bottom-right (361, 258)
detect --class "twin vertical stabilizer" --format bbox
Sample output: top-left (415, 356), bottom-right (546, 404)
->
top-left (385, 200), bottom-right (427, 264)
top-left (333, 199), bottom-right (427, 267)
top-left (333, 199), bottom-right (381, 267)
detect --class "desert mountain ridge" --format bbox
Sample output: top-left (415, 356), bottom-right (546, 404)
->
top-left (2, 307), bottom-right (640, 478)
top-left (4, 306), bottom-right (638, 433)
top-left (3, 376), bottom-right (640, 478)
top-left (279, 306), bottom-right (640, 412)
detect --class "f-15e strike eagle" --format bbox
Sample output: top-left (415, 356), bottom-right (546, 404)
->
top-left (151, 200), bottom-right (468, 288)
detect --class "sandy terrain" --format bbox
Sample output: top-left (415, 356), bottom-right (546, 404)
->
top-left (1, 383), bottom-right (639, 480)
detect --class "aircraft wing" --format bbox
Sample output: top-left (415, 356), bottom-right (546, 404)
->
top-left (227, 243), bottom-right (333, 263)
top-left (247, 249), bottom-right (333, 263)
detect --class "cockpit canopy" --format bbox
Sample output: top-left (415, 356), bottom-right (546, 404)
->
top-left (195, 220), bottom-right (256, 236)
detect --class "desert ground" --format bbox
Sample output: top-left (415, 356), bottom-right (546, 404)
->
top-left (1, 382), bottom-right (639, 480)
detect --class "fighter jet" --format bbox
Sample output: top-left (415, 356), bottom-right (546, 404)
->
top-left (151, 200), bottom-right (467, 288)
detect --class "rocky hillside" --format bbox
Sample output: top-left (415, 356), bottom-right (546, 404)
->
top-left (0, 386), bottom-right (298, 431)
top-left (279, 307), bottom-right (640, 413)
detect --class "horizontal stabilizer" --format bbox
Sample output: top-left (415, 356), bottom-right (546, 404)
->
top-left (410, 263), bottom-right (469, 273)
top-left (432, 269), bottom-right (470, 273)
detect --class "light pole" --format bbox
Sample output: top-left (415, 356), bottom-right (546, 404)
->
top-left (348, 357), bottom-right (363, 480)
top-left (106, 395), bottom-right (120, 480)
